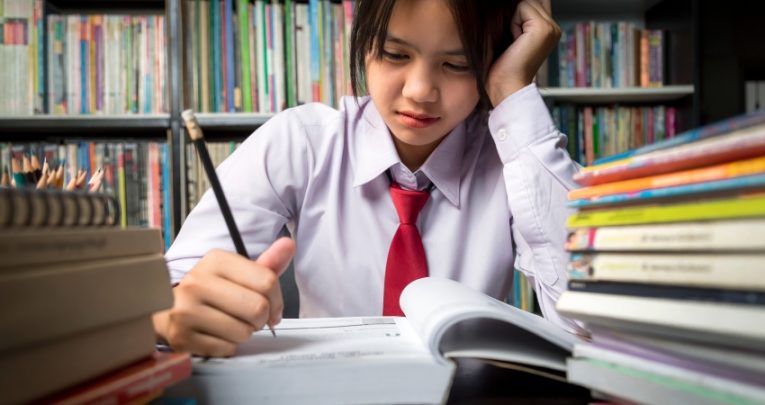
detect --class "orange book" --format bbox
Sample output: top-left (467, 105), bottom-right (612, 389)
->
top-left (569, 155), bottom-right (765, 200)
top-left (640, 30), bottom-right (649, 87)
top-left (43, 352), bottom-right (192, 405)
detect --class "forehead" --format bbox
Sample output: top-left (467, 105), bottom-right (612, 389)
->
top-left (386, 0), bottom-right (463, 50)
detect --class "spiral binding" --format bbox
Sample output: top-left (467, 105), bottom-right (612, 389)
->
top-left (0, 188), bottom-right (120, 228)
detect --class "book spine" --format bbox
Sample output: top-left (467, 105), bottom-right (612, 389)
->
top-left (43, 353), bottom-right (191, 405)
top-left (574, 125), bottom-right (765, 186)
top-left (556, 290), bottom-right (765, 344)
top-left (211, 0), bottom-right (221, 111)
top-left (569, 280), bottom-right (765, 305)
top-left (568, 254), bottom-right (765, 291)
top-left (568, 172), bottom-right (765, 209)
top-left (224, 0), bottom-right (234, 112)
top-left (237, 0), bottom-right (252, 111)
top-left (569, 155), bottom-right (765, 200)
top-left (566, 194), bottom-right (765, 228)
top-left (566, 219), bottom-right (765, 251)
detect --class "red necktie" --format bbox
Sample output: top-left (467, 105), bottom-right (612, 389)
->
top-left (383, 183), bottom-right (430, 316)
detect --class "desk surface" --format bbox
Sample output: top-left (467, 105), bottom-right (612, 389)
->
top-left (447, 358), bottom-right (593, 404)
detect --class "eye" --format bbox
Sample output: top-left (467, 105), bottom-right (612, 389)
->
top-left (444, 62), bottom-right (470, 73)
top-left (382, 50), bottom-right (408, 62)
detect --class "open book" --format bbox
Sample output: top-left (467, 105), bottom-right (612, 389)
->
top-left (166, 277), bottom-right (580, 404)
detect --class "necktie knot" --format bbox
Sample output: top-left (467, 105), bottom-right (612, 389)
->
top-left (389, 184), bottom-right (430, 225)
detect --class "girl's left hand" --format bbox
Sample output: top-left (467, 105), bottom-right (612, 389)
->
top-left (487, 0), bottom-right (561, 107)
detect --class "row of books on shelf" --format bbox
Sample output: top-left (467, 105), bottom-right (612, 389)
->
top-left (0, 220), bottom-right (191, 403)
top-left (0, 0), bottom-right (167, 115)
top-left (551, 104), bottom-right (678, 166)
top-left (184, 0), bottom-right (354, 114)
top-left (186, 139), bottom-right (241, 211)
top-left (546, 22), bottom-right (665, 88)
top-left (0, 141), bottom-right (173, 246)
top-left (555, 108), bottom-right (765, 403)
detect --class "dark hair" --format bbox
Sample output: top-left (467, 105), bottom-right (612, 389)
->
top-left (349, 0), bottom-right (519, 112)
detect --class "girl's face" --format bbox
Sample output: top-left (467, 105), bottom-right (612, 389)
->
top-left (365, 0), bottom-right (480, 169)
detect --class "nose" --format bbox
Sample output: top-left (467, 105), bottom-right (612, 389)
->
top-left (401, 62), bottom-right (438, 104)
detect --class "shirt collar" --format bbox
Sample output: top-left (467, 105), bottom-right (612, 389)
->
top-left (352, 98), bottom-right (465, 207)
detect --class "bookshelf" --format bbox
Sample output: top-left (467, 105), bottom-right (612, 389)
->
top-left (539, 0), bottom-right (700, 166)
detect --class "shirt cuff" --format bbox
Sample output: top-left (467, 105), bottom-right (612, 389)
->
top-left (487, 83), bottom-right (557, 163)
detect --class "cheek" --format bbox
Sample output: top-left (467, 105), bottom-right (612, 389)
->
top-left (445, 79), bottom-right (480, 113)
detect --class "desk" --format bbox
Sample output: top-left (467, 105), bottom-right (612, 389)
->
top-left (447, 358), bottom-right (593, 404)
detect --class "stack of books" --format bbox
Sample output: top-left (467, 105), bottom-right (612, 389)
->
top-left (556, 110), bottom-right (765, 404)
top-left (0, 191), bottom-right (189, 403)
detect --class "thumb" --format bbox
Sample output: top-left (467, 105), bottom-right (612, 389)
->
top-left (254, 237), bottom-right (296, 276)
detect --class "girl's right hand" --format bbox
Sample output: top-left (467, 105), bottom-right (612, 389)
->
top-left (152, 237), bottom-right (296, 357)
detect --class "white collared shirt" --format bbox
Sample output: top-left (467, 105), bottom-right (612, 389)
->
top-left (165, 84), bottom-right (582, 333)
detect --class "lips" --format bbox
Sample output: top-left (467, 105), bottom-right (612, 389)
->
top-left (397, 110), bottom-right (440, 129)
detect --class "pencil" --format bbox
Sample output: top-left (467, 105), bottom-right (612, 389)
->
top-left (11, 159), bottom-right (26, 187)
top-left (22, 155), bottom-right (36, 184)
top-left (181, 109), bottom-right (277, 338)
top-left (54, 164), bottom-right (65, 189)
top-left (30, 155), bottom-right (42, 181)
top-left (1, 167), bottom-right (9, 187)
top-left (88, 167), bottom-right (104, 192)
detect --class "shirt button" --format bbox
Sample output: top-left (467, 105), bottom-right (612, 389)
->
top-left (497, 128), bottom-right (508, 141)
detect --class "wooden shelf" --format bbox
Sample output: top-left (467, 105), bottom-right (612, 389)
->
top-left (539, 85), bottom-right (694, 103)
top-left (0, 114), bottom-right (170, 139)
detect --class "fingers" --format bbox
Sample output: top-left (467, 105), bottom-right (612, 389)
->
top-left (201, 248), bottom-right (287, 325)
top-left (181, 270), bottom-right (273, 330)
top-left (171, 302), bottom-right (256, 344)
top-left (255, 237), bottom-right (296, 276)
top-left (158, 239), bottom-right (296, 357)
top-left (255, 237), bottom-right (295, 325)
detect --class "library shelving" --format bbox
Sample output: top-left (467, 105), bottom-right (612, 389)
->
top-left (541, 0), bottom-right (700, 165)
top-left (0, 0), bottom-right (718, 236)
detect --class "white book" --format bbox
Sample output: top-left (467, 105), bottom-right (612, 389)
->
top-left (590, 326), bottom-right (765, 376)
top-left (556, 290), bottom-right (765, 349)
top-left (567, 219), bottom-right (765, 252)
top-left (295, 3), bottom-right (311, 105)
top-left (255, 0), bottom-right (267, 113)
top-left (168, 277), bottom-right (579, 405)
top-left (567, 251), bottom-right (765, 291)
top-left (568, 357), bottom-right (757, 405)
top-left (273, 1), bottom-right (285, 111)
top-left (573, 343), bottom-right (765, 403)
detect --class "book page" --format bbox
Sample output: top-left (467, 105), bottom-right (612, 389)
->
top-left (400, 277), bottom-right (579, 370)
top-left (192, 317), bottom-right (440, 374)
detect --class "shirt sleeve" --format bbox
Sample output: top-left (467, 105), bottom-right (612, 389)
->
top-left (487, 83), bottom-right (586, 334)
top-left (164, 108), bottom-right (314, 284)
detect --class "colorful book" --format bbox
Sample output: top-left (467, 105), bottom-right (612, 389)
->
top-left (593, 108), bottom-right (765, 165)
top-left (566, 193), bottom-right (765, 228)
top-left (569, 155), bottom-right (765, 200)
top-left (574, 124), bottom-right (765, 186)
top-left (568, 173), bottom-right (765, 209)
top-left (565, 219), bottom-right (765, 251)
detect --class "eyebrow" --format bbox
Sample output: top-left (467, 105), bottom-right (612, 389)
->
top-left (385, 35), bottom-right (466, 56)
